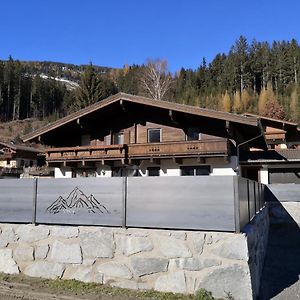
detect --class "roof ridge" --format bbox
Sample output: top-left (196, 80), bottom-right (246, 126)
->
top-left (22, 92), bottom-right (259, 143)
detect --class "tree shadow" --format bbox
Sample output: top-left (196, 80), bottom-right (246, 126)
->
top-left (259, 196), bottom-right (300, 299)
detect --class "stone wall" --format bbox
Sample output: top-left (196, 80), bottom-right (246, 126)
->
top-left (0, 216), bottom-right (269, 299)
top-left (243, 206), bottom-right (269, 298)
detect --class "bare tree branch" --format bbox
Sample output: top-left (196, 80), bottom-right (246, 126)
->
top-left (140, 59), bottom-right (173, 100)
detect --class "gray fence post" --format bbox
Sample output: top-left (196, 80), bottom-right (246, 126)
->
top-left (32, 178), bottom-right (38, 225)
top-left (247, 180), bottom-right (250, 223)
top-left (233, 176), bottom-right (240, 233)
top-left (122, 176), bottom-right (128, 228)
top-left (253, 182), bottom-right (256, 213)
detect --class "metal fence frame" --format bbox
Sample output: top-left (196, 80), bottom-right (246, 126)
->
top-left (0, 176), bottom-right (266, 232)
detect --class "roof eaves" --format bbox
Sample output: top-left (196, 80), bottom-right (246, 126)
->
top-left (120, 93), bottom-right (259, 126)
top-left (22, 92), bottom-right (260, 142)
top-left (21, 92), bottom-right (124, 142)
top-left (243, 113), bottom-right (298, 126)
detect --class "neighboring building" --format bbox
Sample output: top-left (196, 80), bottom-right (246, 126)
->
top-left (22, 93), bottom-right (267, 179)
top-left (240, 114), bottom-right (300, 184)
top-left (0, 141), bottom-right (41, 177)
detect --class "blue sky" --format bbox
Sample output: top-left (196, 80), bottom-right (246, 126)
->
top-left (1, 0), bottom-right (300, 72)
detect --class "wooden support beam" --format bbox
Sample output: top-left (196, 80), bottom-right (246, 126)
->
top-left (150, 157), bottom-right (160, 165)
top-left (120, 100), bottom-right (127, 112)
top-left (197, 157), bottom-right (206, 164)
top-left (173, 157), bottom-right (182, 165)
top-left (169, 109), bottom-right (179, 125)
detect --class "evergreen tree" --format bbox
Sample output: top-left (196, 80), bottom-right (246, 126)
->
top-left (72, 64), bottom-right (117, 110)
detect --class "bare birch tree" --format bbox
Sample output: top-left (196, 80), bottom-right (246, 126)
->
top-left (140, 59), bottom-right (173, 100)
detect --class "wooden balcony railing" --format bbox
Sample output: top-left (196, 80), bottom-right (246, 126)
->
top-left (128, 139), bottom-right (229, 158)
top-left (0, 153), bottom-right (13, 159)
top-left (45, 139), bottom-right (229, 163)
top-left (45, 144), bottom-right (126, 162)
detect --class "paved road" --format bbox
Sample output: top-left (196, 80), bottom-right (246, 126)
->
top-left (259, 222), bottom-right (300, 299)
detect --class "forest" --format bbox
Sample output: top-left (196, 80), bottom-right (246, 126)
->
top-left (1, 36), bottom-right (300, 124)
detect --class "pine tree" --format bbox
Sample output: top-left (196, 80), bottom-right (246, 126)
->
top-left (72, 64), bottom-right (117, 110)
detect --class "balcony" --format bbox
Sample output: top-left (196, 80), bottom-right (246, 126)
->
top-left (0, 152), bottom-right (13, 159)
top-left (45, 144), bottom-right (126, 163)
top-left (45, 139), bottom-right (230, 164)
top-left (128, 139), bottom-right (229, 159)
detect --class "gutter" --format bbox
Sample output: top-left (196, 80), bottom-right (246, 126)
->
top-left (236, 120), bottom-right (266, 176)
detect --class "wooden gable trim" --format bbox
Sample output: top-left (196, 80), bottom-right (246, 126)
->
top-left (22, 92), bottom-right (260, 143)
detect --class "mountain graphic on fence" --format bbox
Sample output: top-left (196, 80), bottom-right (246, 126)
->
top-left (46, 187), bottom-right (110, 214)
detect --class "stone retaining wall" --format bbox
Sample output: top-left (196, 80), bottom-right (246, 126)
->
top-left (244, 206), bottom-right (269, 298)
top-left (0, 209), bottom-right (269, 300)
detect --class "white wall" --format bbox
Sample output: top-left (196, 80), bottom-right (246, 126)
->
top-left (211, 167), bottom-right (236, 176)
top-left (0, 160), bottom-right (17, 168)
top-left (139, 157), bottom-right (236, 177)
top-left (0, 158), bottom-right (37, 168)
top-left (54, 167), bottom-right (72, 178)
top-left (160, 159), bottom-right (181, 176)
top-left (53, 156), bottom-right (237, 178)
top-left (259, 169), bottom-right (269, 184)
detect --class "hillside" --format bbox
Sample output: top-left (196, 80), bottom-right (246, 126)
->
top-left (0, 119), bottom-right (47, 143)
top-left (19, 60), bottom-right (117, 83)
top-left (1, 37), bottom-right (300, 125)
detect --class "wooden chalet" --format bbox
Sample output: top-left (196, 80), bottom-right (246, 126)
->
top-left (0, 141), bottom-right (41, 177)
top-left (240, 114), bottom-right (300, 184)
top-left (22, 93), bottom-right (267, 179)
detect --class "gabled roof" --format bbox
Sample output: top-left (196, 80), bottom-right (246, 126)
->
top-left (243, 113), bottom-right (299, 128)
top-left (0, 141), bottom-right (41, 153)
top-left (22, 92), bottom-right (261, 143)
top-left (243, 113), bottom-right (300, 144)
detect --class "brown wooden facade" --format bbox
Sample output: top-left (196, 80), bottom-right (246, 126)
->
top-left (44, 121), bottom-right (230, 166)
top-left (22, 93), bottom-right (268, 177)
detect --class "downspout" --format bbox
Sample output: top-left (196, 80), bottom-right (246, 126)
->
top-left (236, 120), bottom-right (266, 176)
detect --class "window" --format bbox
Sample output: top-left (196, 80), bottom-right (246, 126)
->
top-left (186, 128), bottom-right (201, 141)
top-left (148, 167), bottom-right (160, 176)
top-left (112, 132), bottom-right (124, 144)
top-left (180, 165), bottom-right (211, 176)
top-left (148, 129), bottom-right (161, 143)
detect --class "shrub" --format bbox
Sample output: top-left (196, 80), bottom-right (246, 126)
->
top-left (195, 288), bottom-right (215, 300)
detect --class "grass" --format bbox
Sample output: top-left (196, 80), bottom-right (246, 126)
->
top-left (0, 272), bottom-right (224, 300)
